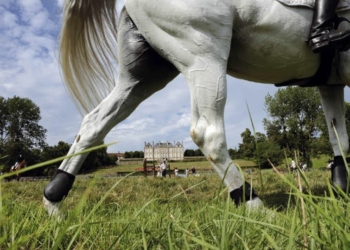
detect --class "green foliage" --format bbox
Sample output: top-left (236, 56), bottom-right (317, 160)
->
top-left (123, 151), bottom-right (144, 158)
top-left (256, 140), bottom-right (284, 168)
top-left (228, 148), bottom-right (238, 159)
top-left (264, 87), bottom-right (324, 166)
top-left (79, 147), bottom-right (116, 174)
top-left (123, 151), bottom-right (131, 158)
top-left (184, 149), bottom-right (195, 156)
top-left (40, 141), bottom-right (71, 176)
top-left (184, 149), bottom-right (204, 157)
top-left (236, 128), bottom-right (283, 168)
top-left (238, 128), bottom-right (255, 159)
top-left (0, 96), bottom-right (47, 170)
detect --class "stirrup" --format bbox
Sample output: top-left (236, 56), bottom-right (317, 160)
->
top-left (334, 15), bottom-right (350, 30)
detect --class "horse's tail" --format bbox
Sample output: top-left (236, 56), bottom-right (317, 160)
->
top-left (60, 0), bottom-right (119, 114)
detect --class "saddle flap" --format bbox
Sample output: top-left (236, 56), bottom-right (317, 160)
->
top-left (277, 0), bottom-right (350, 11)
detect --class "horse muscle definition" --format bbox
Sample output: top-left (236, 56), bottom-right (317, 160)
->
top-left (43, 0), bottom-right (350, 215)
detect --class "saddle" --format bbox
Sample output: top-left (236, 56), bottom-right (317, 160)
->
top-left (277, 0), bottom-right (350, 11)
top-left (275, 0), bottom-right (350, 87)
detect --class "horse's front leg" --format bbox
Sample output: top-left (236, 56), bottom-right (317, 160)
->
top-left (184, 57), bottom-right (263, 208)
top-left (43, 87), bottom-right (135, 215)
top-left (318, 85), bottom-right (349, 192)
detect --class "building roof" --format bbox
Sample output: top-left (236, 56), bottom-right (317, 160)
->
top-left (144, 141), bottom-right (183, 148)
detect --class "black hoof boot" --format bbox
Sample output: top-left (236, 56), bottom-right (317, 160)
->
top-left (230, 182), bottom-right (258, 206)
top-left (331, 156), bottom-right (348, 193)
top-left (44, 169), bottom-right (75, 202)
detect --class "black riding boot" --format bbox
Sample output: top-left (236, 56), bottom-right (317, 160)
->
top-left (308, 0), bottom-right (350, 53)
top-left (332, 156), bottom-right (348, 193)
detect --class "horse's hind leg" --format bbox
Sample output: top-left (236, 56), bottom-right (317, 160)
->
top-left (318, 85), bottom-right (349, 192)
top-left (43, 9), bottom-right (179, 214)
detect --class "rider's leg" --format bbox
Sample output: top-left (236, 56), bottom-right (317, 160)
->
top-left (308, 0), bottom-right (350, 53)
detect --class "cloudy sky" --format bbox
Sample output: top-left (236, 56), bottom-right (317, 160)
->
top-left (2, 0), bottom-right (349, 154)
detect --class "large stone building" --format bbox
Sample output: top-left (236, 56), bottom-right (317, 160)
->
top-left (144, 141), bottom-right (184, 161)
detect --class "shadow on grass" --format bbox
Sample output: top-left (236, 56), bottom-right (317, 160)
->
top-left (262, 184), bottom-right (329, 211)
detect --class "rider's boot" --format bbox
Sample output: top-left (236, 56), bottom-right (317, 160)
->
top-left (332, 156), bottom-right (348, 193)
top-left (308, 0), bottom-right (350, 53)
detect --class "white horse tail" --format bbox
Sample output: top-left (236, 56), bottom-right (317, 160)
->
top-left (59, 0), bottom-right (119, 114)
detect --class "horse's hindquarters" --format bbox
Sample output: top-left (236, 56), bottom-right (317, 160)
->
top-left (125, 0), bottom-right (234, 72)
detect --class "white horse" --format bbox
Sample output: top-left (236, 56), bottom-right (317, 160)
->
top-left (43, 0), bottom-right (350, 215)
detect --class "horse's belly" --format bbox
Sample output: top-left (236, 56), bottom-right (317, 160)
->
top-left (227, 45), bottom-right (319, 83)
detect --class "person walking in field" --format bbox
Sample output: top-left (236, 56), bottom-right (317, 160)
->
top-left (174, 167), bottom-right (179, 176)
top-left (290, 160), bottom-right (296, 171)
top-left (160, 161), bottom-right (167, 177)
top-left (191, 166), bottom-right (196, 175)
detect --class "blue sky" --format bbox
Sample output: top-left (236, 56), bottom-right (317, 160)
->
top-left (2, 0), bottom-right (348, 153)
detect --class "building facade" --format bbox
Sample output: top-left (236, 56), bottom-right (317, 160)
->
top-left (144, 141), bottom-right (184, 161)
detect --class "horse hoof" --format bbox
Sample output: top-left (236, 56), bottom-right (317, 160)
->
top-left (332, 156), bottom-right (348, 193)
top-left (43, 196), bottom-right (62, 218)
top-left (246, 197), bottom-right (264, 210)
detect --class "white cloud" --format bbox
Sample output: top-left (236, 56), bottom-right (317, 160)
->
top-left (56, 0), bottom-right (64, 8)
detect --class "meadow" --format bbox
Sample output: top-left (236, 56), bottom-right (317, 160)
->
top-left (1, 158), bottom-right (350, 249)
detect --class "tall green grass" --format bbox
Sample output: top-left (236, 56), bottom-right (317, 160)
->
top-left (1, 140), bottom-right (349, 249)
top-left (1, 168), bottom-right (350, 249)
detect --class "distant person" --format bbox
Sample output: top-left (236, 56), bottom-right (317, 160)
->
top-left (290, 160), bottom-right (296, 171)
top-left (301, 163), bottom-right (307, 171)
top-left (174, 167), bottom-right (179, 176)
top-left (185, 168), bottom-right (189, 177)
top-left (11, 152), bottom-right (24, 170)
top-left (160, 161), bottom-right (167, 177)
top-left (191, 166), bottom-right (196, 174)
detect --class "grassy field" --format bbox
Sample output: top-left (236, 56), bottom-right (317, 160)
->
top-left (1, 163), bottom-right (350, 249)
top-left (91, 159), bottom-right (258, 176)
top-left (90, 155), bottom-right (331, 177)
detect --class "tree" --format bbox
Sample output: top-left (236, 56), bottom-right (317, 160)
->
top-left (80, 147), bottom-right (117, 173)
top-left (194, 149), bottom-right (204, 156)
top-left (0, 97), bottom-right (7, 156)
top-left (40, 141), bottom-right (70, 176)
top-left (124, 151), bottom-right (131, 158)
top-left (263, 87), bottom-right (323, 166)
top-left (1, 96), bottom-right (47, 169)
top-left (228, 148), bottom-right (239, 159)
top-left (238, 128), bottom-right (255, 159)
top-left (255, 140), bottom-right (284, 168)
top-left (184, 149), bottom-right (195, 157)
